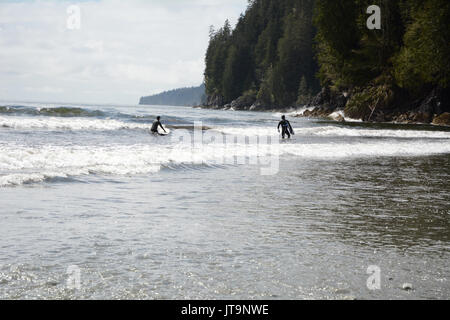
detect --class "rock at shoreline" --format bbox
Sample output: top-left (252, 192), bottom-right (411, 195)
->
top-left (419, 86), bottom-right (449, 115)
top-left (230, 94), bottom-right (256, 111)
top-left (335, 114), bottom-right (345, 122)
top-left (432, 112), bottom-right (450, 126)
top-left (204, 94), bottom-right (224, 108)
top-left (393, 111), bottom-right (433, 124)
top-left (413, 112), bottom-right (433, 123)
top-left (200, 85), bottom-right (449, 126)
top-left (311, 87), bottom-right (347, 110)
top-left (301, 107), bottom-right (333, 118)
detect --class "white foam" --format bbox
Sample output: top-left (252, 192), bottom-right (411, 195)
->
top-left (0, 144), bottom-right (163, 186)
top-left (0, 116), bottom-right (151, 131)
top-left (328, 110), bottom-right (363, 122)
top-left (213, 125), bottom-right (450, 139)
top-left (213, 127), bottom-right (278, 137)
top-left (276, 107), bottom-right (362, 122)
top-left (281, 141), bottom-right (450, 158)
top-left (344, 117), bottom-right (363, 123)
top-left (329, 110), bottom-right (344, 120)
top-left (275, 107), bottom-right (362, 122)
top-left (306, 126), bottom-right (450, 139)
top-left (272, 107), bottom-right (316, 118)
top-left (289, 106), bottom-right (316, 117)
top-left (1, 134), bottom-right (450, 186)
top-left (0, 143), bottom-right (276, 187)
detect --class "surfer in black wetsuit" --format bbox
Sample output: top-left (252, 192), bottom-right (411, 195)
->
top-left (278, 115), bottom-right (294, 139)
top-left (151, 116), bottom-right (167, 135)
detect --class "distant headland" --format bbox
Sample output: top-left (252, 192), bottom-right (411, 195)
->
top-left (139, 84), bottom-right (205, 107)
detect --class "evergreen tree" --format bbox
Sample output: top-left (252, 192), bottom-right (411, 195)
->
top-left (395, 0), bottom-right (450, 90)
top-left (257, 65), bottom-right (275, 106)
top-left (296, 76), bottom-right (310, 105)
top-left (204, 0), bottom-right (318, 106)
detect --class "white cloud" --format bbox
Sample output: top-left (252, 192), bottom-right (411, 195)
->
top-left (0, 0), bottom-right (247, 104)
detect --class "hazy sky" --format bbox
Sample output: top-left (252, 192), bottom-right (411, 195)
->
top-left (0, 0), bottom-right (247, 104)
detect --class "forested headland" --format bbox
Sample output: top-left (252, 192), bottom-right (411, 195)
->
top-left (140, 84), bottom-right (206, 107)
top-left (202, 0), bottom-right (450, 125)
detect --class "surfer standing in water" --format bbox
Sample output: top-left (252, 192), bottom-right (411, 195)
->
top-left (151, 116), bottom-right (167, 135)
top-left (278, 115), bottom-right (294, 139)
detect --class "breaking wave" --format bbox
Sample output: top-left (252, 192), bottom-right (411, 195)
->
top-left (0, 116), bottom-right (153, 131)
top-left (0, 105), bottom-right (106, 118)
top-left (214, 125), bottom-right (450, 139)
top-left (1, 137), bottom-right (450, 187)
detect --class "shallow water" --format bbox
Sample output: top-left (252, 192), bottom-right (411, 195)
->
top-left (0, 102), bottom-right (449, 299)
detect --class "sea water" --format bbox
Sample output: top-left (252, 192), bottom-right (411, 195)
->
top-left (0, 102), bottom-right (449, 299)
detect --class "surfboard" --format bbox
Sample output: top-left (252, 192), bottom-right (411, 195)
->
top-left (157, 129), bottom-right (171, 136)
top-left (151, 131), bottom-right (170, 137)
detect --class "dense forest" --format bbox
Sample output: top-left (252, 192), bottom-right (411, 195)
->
top-left (203, 0), bottom-right (450, 124)
top-left (205, 0), bottom-right (319, 108)
top-left (140, 84), bottom-right (205, 106)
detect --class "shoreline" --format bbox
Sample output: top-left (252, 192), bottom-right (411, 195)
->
top-left (198, 84), bottom-right (450, 127)
top-left (195, 104), bottom-right (450, 128)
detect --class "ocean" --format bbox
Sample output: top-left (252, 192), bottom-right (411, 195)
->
top-left (0, 102), bottom-right (449, 299)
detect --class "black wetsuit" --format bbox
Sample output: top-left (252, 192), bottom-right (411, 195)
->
top-left (151, 120), bottom-right (165, 134)
top-left (278, 120), bottom-right (293, 139)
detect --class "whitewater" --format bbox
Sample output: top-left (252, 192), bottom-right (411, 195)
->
top-left (0, 103), bottom-right (449, 187)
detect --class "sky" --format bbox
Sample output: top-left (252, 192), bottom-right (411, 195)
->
top-left (0, 0), bottom-right (248, 104)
